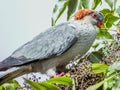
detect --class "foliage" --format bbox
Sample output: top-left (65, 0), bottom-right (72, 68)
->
top-left (25, 76), bottom-right (72, 90)
top-left (0, 80), bottom-right (20, 90)
top-left (92, 0), bottom-right (101, 10)
top-left (91, 63), bottom-right (108, 74)
top-left (0, 76), bottom-right (72, 90)
top-left (88, 51), bottom-right (103, 63)
top-left (87, 58), bottom-right (120, 90)
top-left (46, 76), bottom-right (72, 85)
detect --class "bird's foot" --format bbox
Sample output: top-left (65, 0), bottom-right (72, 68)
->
top-left (53, 72), bottom-right (65, 77)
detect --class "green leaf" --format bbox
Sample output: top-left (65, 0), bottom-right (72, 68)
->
top-left (8, 80), bottom-right (20, 87)
top-left (2, 80), bottom-right (20, 90)
top-left (104, 78), bottom-right (115, 90)
top-left (110, 75), bottom-right (120, 90)
top-left (104, 13), bottom-right (114, 23)
top-left (100, 9), bottom-right (114, 27)
top-left (106, 22), bottom-right (112, 28)
top-left (96, 30), bottom-right (113, 39)
top-left (105, 14), bottom-right (119, 28)
top-left (92, 0), bottom-right (101, 10)
top-left (105, 0), bottom-right (113, 9)
top-left (91, 63), bottom-right (108, 74)
top-left (78, 0), bottom-right (82, 9)
top-left (51, 17), bottom-right (55, 26)
top-left (3, 84), bottom-right (17, 90)
top-left (25, 76), bottom-right (72, 90)
top-left (0, 86), bottom-right (3, 90)
top-left (46, 76), bottom-right (72, 85)
top-left (53, 4), bottom-right (58, 14)
top-left (40, 82), bottom-right (61, 90)
top-left (67, 0), bottom-right (78, 20)
top-left (116, 6), bottom-right (120, 16)
top-left (108, 61), bottom-right (120, 75)
top-left (25, 79), bottom-right (46, 90)
top-left (104, 61), bottom-right (120, 89)
top-left (100, 9), bottom-right (111, 15)
top-left (88, 51), bottom-right (102, 63)
top-left (80, 0), bottom-right (89, 8)
top-left (55, 0), bottom-right (70, 24)
top-left (113, 0), bottom-right (117, 10)
top-left (108, 14), bottom-right (119, 23)
top-left (92, 43), bottom-right (99, 49)
top-left (87, 74), bottom-right (116, 90)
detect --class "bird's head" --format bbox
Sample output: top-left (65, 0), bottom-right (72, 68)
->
top-left (74, 9), bottom-right (104, 28)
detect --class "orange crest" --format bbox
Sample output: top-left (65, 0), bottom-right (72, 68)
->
top-left (74, 9), bottom-right (93, 20)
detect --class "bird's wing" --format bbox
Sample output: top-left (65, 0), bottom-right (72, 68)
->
top-left (0, 22), bottom-right (78, 69)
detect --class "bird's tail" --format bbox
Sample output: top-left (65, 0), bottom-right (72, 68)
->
top-left (0, 65), bottom-right (32, 85)
top-left (0, 62), bottom-right (9, 71)
top-left (0, 57), bottom-right (18, 71)
top-left (0, 56), bottom-right (35, 71)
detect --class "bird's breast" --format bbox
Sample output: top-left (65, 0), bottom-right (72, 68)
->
top-left (50, 25), bottom-right (96, 67)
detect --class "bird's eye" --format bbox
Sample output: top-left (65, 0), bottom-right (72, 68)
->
top-left (91, 13), bottom-right (96, 17)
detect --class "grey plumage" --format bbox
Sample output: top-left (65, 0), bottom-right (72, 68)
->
top-left (12, 22), bottom-right (78, 59)
top-left (0, 11), bottom-right (104, 84)
top-left (0, 22), bottom-right (78, 70)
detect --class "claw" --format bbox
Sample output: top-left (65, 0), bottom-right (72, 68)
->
top-left (53, 72), bottom-right (65, 77)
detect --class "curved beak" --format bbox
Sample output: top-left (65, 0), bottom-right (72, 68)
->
top-left (97, 21), bottom-right (102, 28)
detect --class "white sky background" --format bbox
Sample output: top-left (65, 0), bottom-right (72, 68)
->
top-left (0, 0), bottom-right (57, 60)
